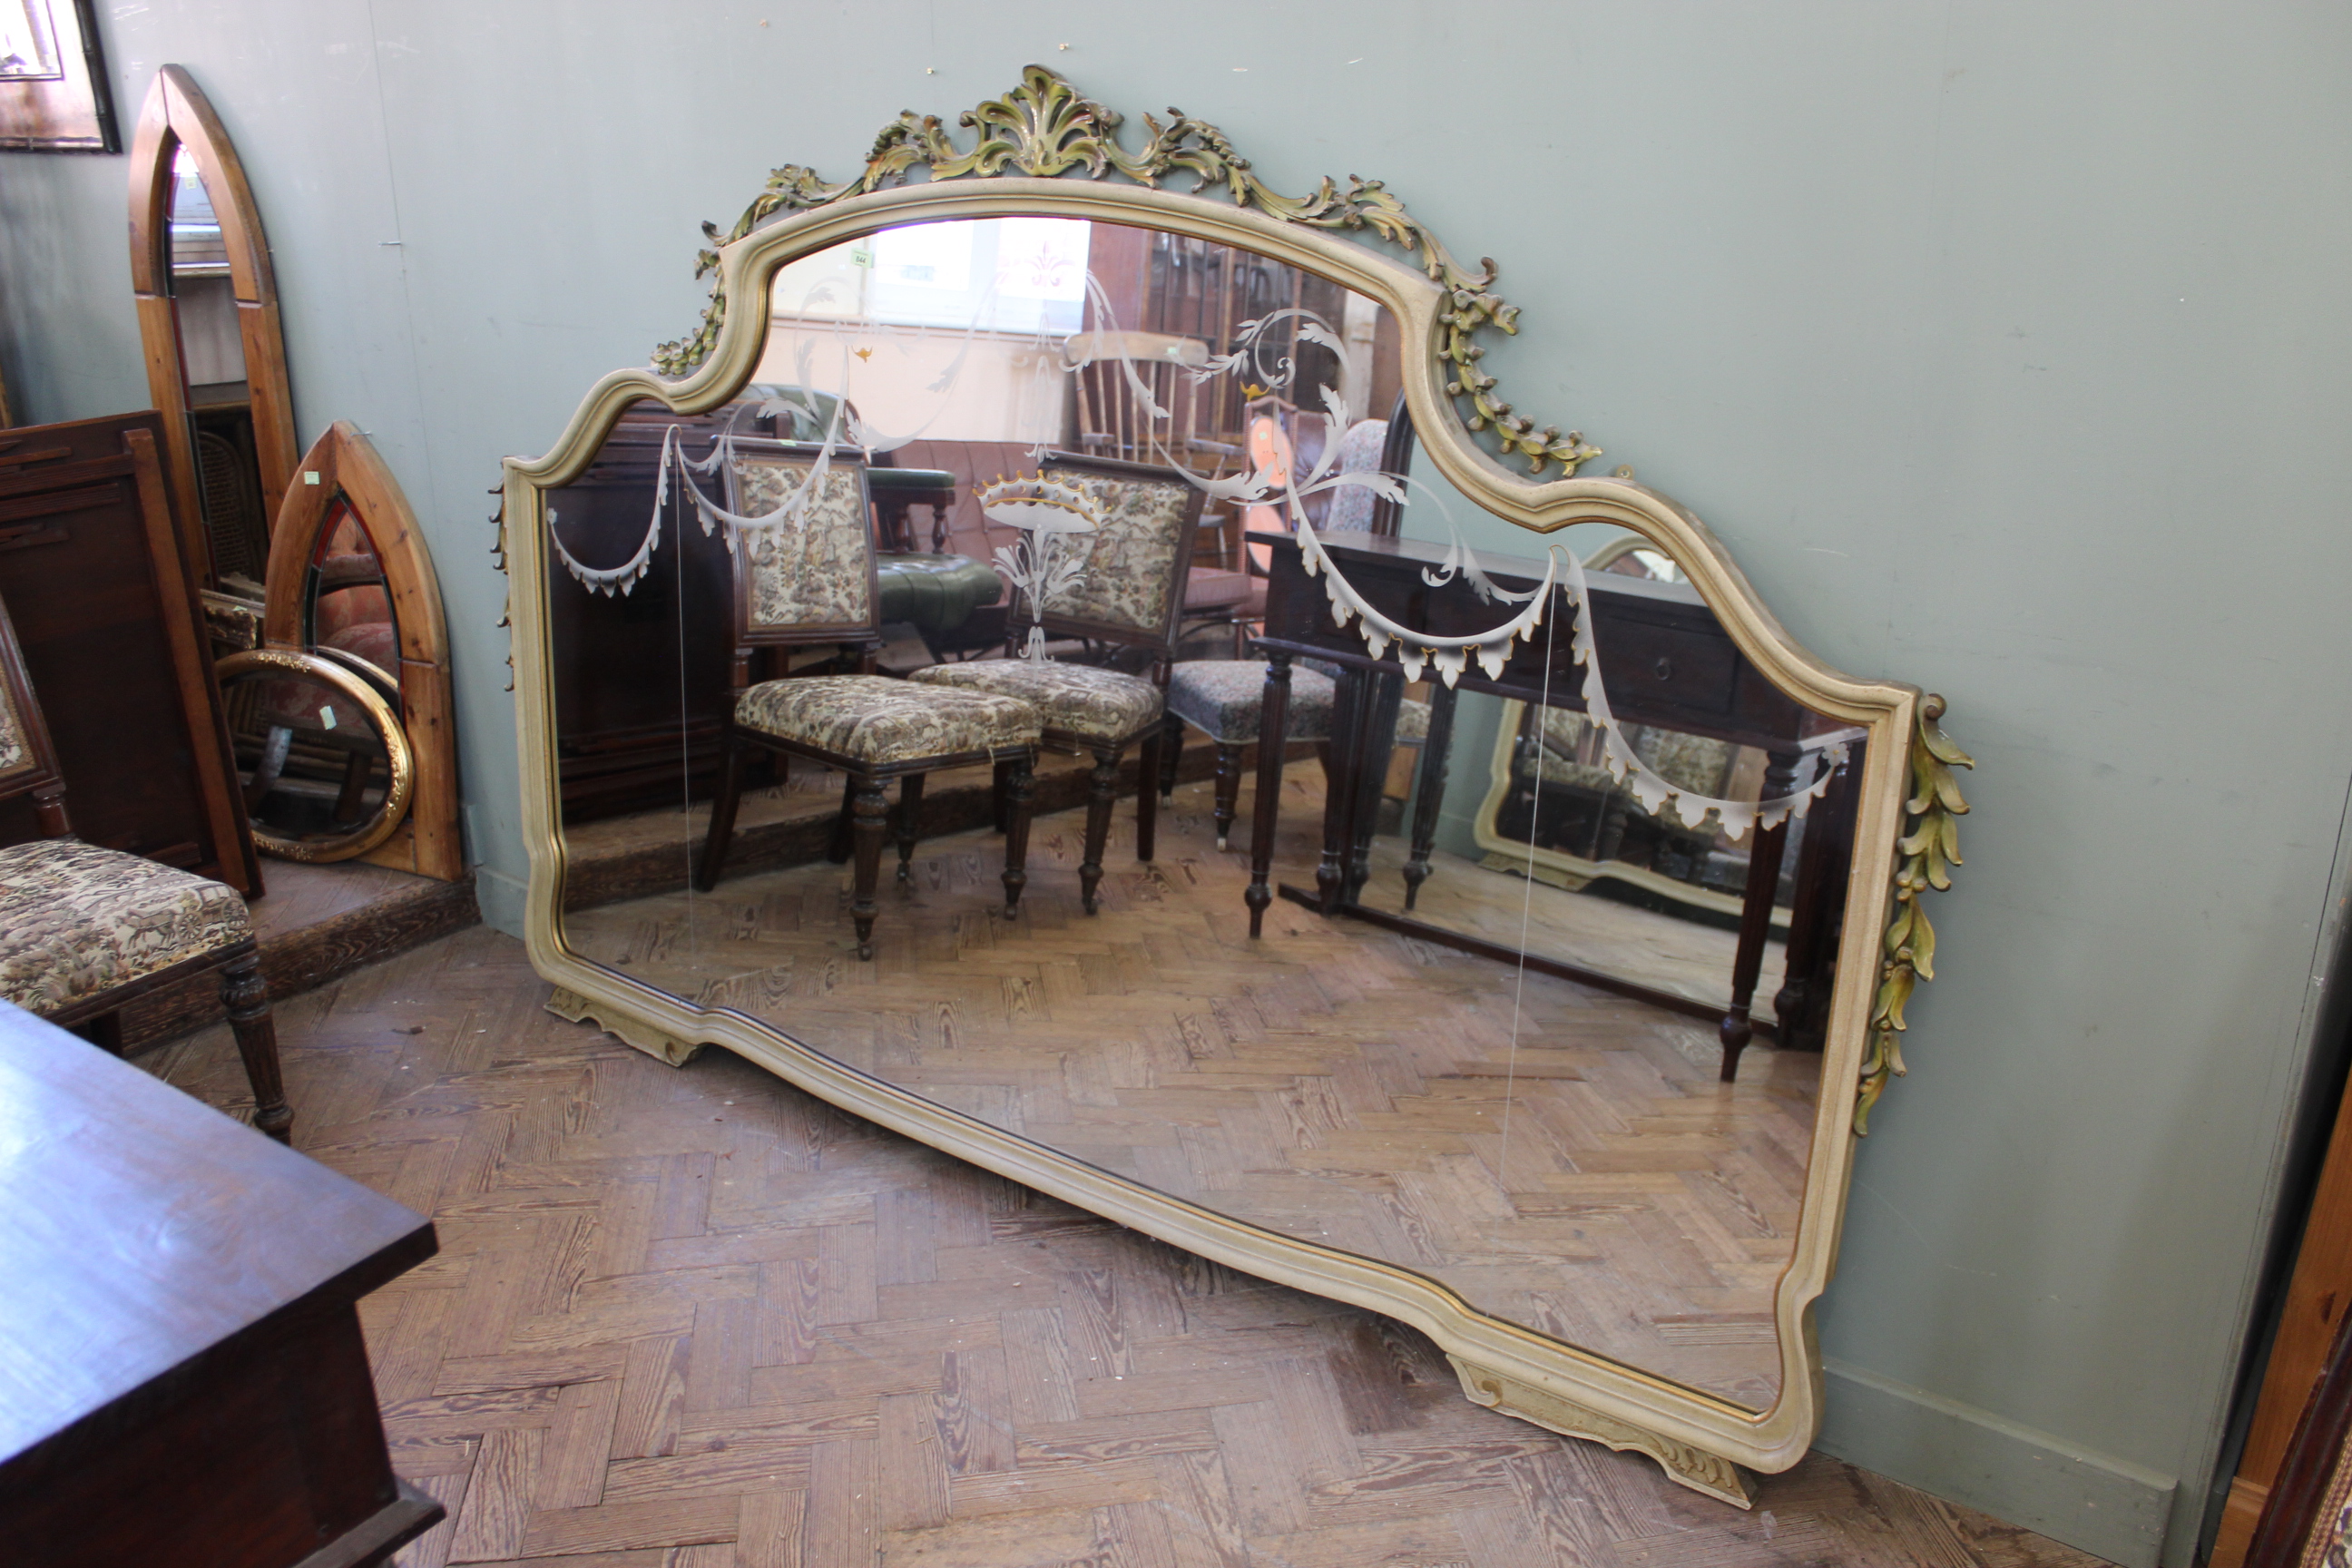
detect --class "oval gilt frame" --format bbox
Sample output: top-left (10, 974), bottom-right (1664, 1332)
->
top-left (216, 647), bottom-right (414, 863)
top-left (502, 68), bottom-right (1970, 1502)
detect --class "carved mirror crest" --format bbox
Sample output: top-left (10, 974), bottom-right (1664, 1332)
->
top-left (503, 67), bottom-right (1971, 1503)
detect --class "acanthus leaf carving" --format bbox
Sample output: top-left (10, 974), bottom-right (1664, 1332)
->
top-left (1854, 695), bottom-right (1973, 1135)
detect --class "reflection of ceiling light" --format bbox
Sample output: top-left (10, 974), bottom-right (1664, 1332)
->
top-left (976, 474), bottom-right (1101, 534)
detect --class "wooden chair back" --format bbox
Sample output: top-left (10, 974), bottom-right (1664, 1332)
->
top-left (718, 440), bottom-right (882, 654)
top-left (1064, 332), bottom-right (1221, 469)
top-left (1027, 452), bottom-right (1206, 666)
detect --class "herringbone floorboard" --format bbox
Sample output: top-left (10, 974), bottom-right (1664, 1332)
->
top-left (569, 767), bottom-right (1818, 1406)
top-left (142, 926), bottom-right (2109, 1568)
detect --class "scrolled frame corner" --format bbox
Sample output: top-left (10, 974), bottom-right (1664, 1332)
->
top-left (1855, 693), bottom-right (1975, 1135)
top-left (649, 64), bottom-right (1602, 479)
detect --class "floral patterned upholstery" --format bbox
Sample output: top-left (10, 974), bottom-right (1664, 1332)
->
top-left (1167, 660), bottom-right (1336, 744)
top-left (908, 660), bottom-right (1162, 748)
top-left (1322, 419), bottom-right (1391, 534)
top-left (1039, 464), bottom-right (1193, 637)
top-left (735, 674), bottom-right (1038, 764)
top-left (0, 672), bottom-right (31, 784)
top-left (0, 838), bottom-right (252, 1015)
top-left (734, 456), bottom-right (874, 632)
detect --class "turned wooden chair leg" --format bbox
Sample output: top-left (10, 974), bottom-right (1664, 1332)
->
top-left (1157, 710), bottom-right (1184, 799)
top-left (991, 758), bottom-right (1015, 834)
top-left (221, 952), bottom-right (292, 1143)
top-left (1080, 747), bottom-right (1121, 915)
top-left (825, 769), bottom-right (859, 865)
top-left (1001, 756), bottom-right (1036, 916)
top-left (848, 778), bottom-right (889, 960)
top-left (1134, 730), bottom-right (1160, 864)
top-left (895, 772), bottom-right (926, 887)
top-left (694, 732), bottom-right (747, 892)
top-left (1212, 743), bottom-right (1243, 850)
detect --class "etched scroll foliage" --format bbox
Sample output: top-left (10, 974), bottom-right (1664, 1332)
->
top-left (652, 65), bottom-right (1602, 479)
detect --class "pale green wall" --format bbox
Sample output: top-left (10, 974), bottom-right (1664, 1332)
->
top-left (4, 5), bottom-right (2346, 1563)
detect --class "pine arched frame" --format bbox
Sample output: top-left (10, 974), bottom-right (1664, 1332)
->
top-left (266, 422), bottom-right (462, 881)
top-left (128, 64), bottom-right (299, 584)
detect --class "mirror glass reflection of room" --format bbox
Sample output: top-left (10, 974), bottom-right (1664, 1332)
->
top-left (548, 217), bottom-right (1867, 1410)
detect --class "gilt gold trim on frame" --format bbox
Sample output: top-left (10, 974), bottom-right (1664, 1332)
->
top-left (214, 647), bottom-right (414, 863)
top-left (502, 66), bottom-right (1972, 1502)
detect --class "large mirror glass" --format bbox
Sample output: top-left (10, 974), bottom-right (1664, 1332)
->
top-left (543, 214), bottom-right (1870, 1416)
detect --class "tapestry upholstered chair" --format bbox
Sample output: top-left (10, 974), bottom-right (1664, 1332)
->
top-left (907, 453), bottom-right (1203, 914)
top-left (692, 442), bottom-right (1044, 959)
top-left (0, 588), bottom-right (291, 1140)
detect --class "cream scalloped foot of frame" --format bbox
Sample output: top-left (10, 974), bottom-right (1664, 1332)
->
top-left (1447, 1355), bottom-right (1758, 1507)
top-left (545, 985), bottom-right (707, 1067)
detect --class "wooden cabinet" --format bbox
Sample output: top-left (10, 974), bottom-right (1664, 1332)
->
top-left (0, 998), bottom-right (441, 1567)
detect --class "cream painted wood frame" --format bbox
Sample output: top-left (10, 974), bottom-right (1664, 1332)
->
top-left (505, 177), bottom-right (1920, 1505)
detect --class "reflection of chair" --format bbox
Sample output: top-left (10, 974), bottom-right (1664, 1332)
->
top-left (1161, 661), bottom-right (1337, 849)
top-left (1168, 401), bottom-right (1428, 848)
top-left (1063, 334), bottom-right (1253, 655)
top-left (694, 444), bottom-right (1044, 959)
top-left (0, 591), bottom-right (291, 1141)
top-left (908, 455), bottom-right (1200, 913)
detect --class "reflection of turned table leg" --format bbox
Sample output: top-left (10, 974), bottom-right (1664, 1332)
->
top-left (1400, 682), bottom-right (1457, 911)
top-left (1245, 651), bottom-right (1293, 938)
top-left (1719, 749), bottom-right (1800, 1083)
top-left (1317, 666), bottom-right (1366, 912)
top-left (1345, 667), bottom-right (1403, 906)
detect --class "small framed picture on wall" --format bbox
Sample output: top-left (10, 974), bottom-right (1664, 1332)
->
top-left (0, 0), bottom-right (118, 153)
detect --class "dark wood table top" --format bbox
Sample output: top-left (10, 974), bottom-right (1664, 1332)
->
top-left (0, 998), bottom-right (434, 1468)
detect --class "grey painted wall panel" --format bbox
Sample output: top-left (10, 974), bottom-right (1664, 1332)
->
top-left (2, 5), bottom-right (2346, 1562)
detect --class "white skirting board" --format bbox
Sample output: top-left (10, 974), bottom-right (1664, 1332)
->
top-left (1815, 1358), bottom-right (2179, 1568)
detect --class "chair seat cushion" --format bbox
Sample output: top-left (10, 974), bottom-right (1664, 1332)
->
top-left (908, 660), bottom-right (1162, 747)
top-left (0, 839), bottom-right (252, 1016)
top-left (735, 673), bottom-right (1039, 765)
top-left (1167, 660), bottom-right (1336, 744)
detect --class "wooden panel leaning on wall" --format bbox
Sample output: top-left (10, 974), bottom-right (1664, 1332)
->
top-left (2210, 1063), bottom-right (2352, 1565)
top-left (0, 411), bottom-right (261, 895)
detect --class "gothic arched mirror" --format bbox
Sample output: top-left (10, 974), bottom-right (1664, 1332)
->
top-left (128, 64), bottom-right (297, 591)
top-left (502, 69), bottom-right (1973, 1504)
top-left (261, 422), bottom-right (462, 880)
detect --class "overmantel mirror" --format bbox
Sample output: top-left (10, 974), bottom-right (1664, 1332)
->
top-left (503, 67), bottom-right (1973, 1504)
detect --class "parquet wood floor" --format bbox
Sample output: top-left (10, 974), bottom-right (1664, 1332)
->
top-left (566, 766), bottom-right (1819, 1407)
top-left (1350, 839), bottom-right (1786, 1024)
top-left (141, 926), bottom-right (2112, 1568)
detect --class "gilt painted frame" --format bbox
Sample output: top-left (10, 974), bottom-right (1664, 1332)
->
top-left (501, 67), bottom-right (1969, 1503)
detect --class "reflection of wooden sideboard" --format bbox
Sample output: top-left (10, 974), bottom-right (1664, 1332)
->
top-left (1245, 531), bottom-right (1860, 1073)
top-left (0, 999), bottom-right (442, 1567)
top-left (548, 413), bottom-right (738, 822)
